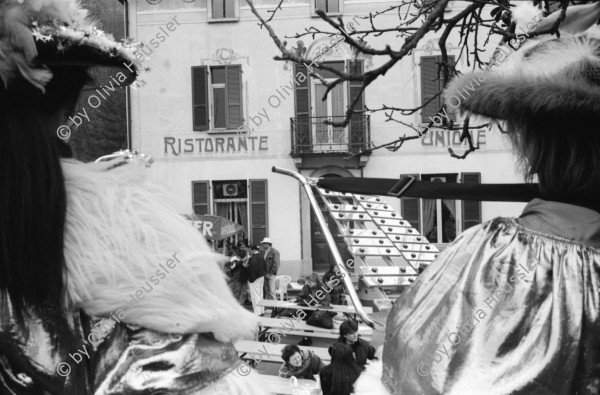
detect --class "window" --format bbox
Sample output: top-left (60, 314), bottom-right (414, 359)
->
top-left (400, 172), bottom-right (482, 243)
top-left (420, 55), bottom-right (455, 123)
top-left (209, 0), bottom-right (238, 20)
top-left (293, 60), bottom-right (366, 153)
top-left (312, 0), bottom-right (342, 15)
top-left (191, 179), bottom-right (268, 245)
top-left (192, 65), bottom-right (243, 131)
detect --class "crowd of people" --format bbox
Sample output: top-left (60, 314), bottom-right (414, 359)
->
top-left (223, 237), bottom-right (280, 315)
top-left (278, 319), bottom-right (377, 395)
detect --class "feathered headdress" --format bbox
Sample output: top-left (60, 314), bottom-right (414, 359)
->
top-left (0, 0), bottom-right (138, 92)
top-left (444, 3), bottom-right (600, 136)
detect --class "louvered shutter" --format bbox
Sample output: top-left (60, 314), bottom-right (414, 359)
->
top-left (294, 63), bottom-right (311, 153)
top-left (461, 173), bottom-right (482, 230)
top-left (420, 55), bottom-right (455, 123)
top-left (315, 0), bottom-right (327, 12)
top-left (225, 0), bottom-right (236, 18)
top-left (348, 60), bottom-right (365, 152)
top-left (249, 180), bottom-right (268, 244)
top-left (226, 65), bottom-right (243, 129)
top-left (192, 181), bottom-right (210, 215)
top-left (400, 174), bottom-right (421, 232)
top-left (192, 66), bottom-right (209, 131)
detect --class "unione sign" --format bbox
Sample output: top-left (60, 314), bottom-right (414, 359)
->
top-left (421, 129), bottom-right (486, 147)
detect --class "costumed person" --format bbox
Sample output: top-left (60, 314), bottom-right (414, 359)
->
top-left (0, 1), bottom-right (269, 394)
top-left (354, 4), bottom-right (600, 395)
top-left (278, 344), bottom-right (324, 380)
top-left (319, 343), bottom-right (362, 395)
top-left (329, 320), bottom-right (376, 369)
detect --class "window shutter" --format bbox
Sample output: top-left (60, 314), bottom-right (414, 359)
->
top-left (461, 173), bottom-right (482, 230)
top-left (400, 174), bottom-right (421, 232)
top-left (327, 0), bottom-right (339, 13)
top-left (212, 0), bottom-right (224, 18)
top-left (348, 60), bottom-right (365, 152)
top-left (225, 0), bottom-right (236, 18)
top-left (315, 0), bottom-right (327, 12)
top-left (226, 65), bottom-right (243, 129)
top-left (249, 180), bottom-right (268, 244)
top-left (294, 63), bottom-right (311, 153)
top-left (192, 66), bottom-right (209, 131)
top-left (192, 181), bottom-right (210, 215)
top-left (420, 55), bottom-right (455, 123)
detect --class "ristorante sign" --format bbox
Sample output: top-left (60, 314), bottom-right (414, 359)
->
top-left (163, 135), bottom-right (268, 155)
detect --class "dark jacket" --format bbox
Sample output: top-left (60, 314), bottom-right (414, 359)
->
top-left (298, 283), bottom-right (332, 307)
top-left (247, 253), bottom-right (268, 283)
top-left (278, 350), bottom-right (324, 380)
top-left (328, 338), bottom-right (376, 368)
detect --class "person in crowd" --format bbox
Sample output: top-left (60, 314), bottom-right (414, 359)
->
top-left (0, 1), bottom-right (268, 393)
top-left (247, 244), bottom-right (268, 315)
top-left (226, 247), bottom-right (247, 304)
top-left (319, 343), bottom-right (362, 395)
top-left (278, 344), bottom-right (324, 380)
top-left (261, 237), bottom-right (280, 300)
top-left (354, 8), bottom-right (600, 395)
top-left (323, 263), bottom-right (345, 305)
top-left (236, 242), bottom-right (251, 305)
top-left (296, 273), bottom-right (335, 346)
top-left (329, 320), bottom-right (376, 369)
top-left (296, 272), bottom-right (332, 307)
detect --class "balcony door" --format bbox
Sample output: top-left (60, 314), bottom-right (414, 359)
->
top-left (311, 81), bottom-right (347, 152)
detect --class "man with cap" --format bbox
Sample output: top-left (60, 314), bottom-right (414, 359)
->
top-left (260, 237), bottom-right (280, 300)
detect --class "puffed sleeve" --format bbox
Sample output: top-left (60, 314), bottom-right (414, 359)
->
top-left (91, 322), bottom-right (251, 395)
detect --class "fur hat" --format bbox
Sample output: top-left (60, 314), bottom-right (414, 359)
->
top-left (0, 0), bottom-right (138, 93)
top-left (444, 27), bottom-right (600, 136)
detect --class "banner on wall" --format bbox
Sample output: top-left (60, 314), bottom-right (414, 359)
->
top-left (183, 214), bottom-right (246, 241)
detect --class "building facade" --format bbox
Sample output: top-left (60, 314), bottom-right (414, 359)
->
top-left (127, 0), bottom-right (526, 279)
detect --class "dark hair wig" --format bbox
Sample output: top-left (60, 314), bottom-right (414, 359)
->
top-left (281, 344), bottom-right (301, 363)
top-left (508, 116), bottom-right (600, 212)
top-left (320, 343), bottom-right (362, 395)
top-left (0, 65), bottom-right (89, 317)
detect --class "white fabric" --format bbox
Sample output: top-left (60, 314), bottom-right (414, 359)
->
top-left (248, 277), bottom-right (265, 315)
top-left (61, 157), bottom-right (258, 342)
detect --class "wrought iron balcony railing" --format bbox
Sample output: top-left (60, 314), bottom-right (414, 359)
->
top-left (290, 115), bottom-right (370, 155)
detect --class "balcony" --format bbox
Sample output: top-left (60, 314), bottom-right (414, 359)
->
top-left (290, 116), bottom-right (371, 165)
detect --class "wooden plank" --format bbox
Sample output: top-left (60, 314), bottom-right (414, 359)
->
top-left (258, 300), bottom-right (373, 314)
top-left (234, 340), bottom-right (331, 363)
top-left (258, 317), bottom-right (373, 340)
top-left (262, 375), bottom-right (318, 395)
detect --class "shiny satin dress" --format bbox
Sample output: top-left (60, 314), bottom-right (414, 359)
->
top-left (0, 299), bottom-right (244, 395)
top-left (367, 199), bottom-right (600, 395)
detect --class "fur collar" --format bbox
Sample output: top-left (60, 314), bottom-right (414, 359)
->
top-left (61, 158), bottom-right (258, 343)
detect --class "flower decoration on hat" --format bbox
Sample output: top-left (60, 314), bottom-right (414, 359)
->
top-left (0, 0), bottom-right (139, 93)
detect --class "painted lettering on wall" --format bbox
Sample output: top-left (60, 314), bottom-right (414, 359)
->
top-left (164, 136), bottom-right (268, 156)
top-left (422, 129), bottom-right (486, 147)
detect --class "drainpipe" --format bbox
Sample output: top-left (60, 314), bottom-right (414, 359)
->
top-left (124, 0), bottom-right (132, 150)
